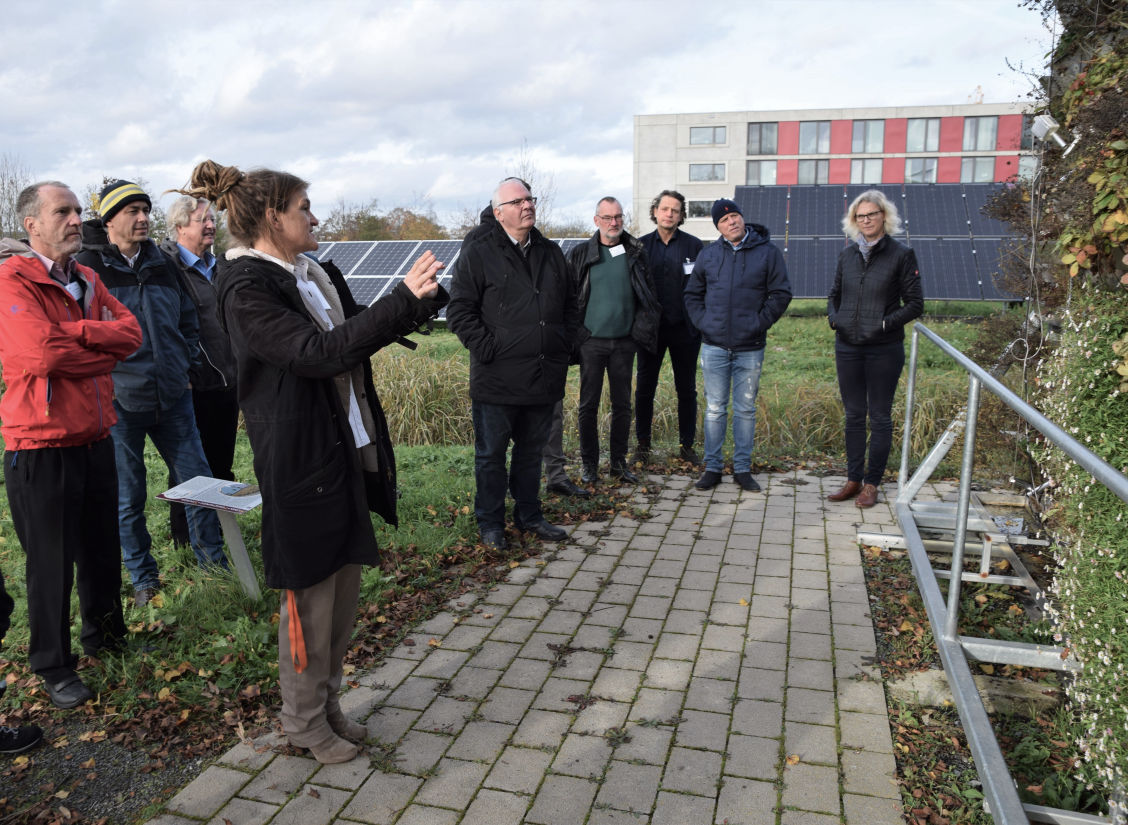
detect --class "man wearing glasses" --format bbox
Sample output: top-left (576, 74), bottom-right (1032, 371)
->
top-left (567, 197), bottom-right (659, 486)
top-left (447, 179), bottom-right (579, 551)
top-left (160, 196), bottom-right (239, 548)
top-left (684, 198), bottom-right (792, 493)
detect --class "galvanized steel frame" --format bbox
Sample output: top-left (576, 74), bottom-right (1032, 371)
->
top-left (886, 322), bottom-right (1128, 825)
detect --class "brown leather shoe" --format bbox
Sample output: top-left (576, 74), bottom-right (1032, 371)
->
top-left (827, 480), bottom-right (862, 502)
top-left (855, 484), bottom-right (878, 508)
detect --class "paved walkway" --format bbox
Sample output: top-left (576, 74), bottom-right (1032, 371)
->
top-left (147, 469), bottom-right (915, 825)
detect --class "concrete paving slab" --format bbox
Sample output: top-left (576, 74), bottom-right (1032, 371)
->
top-left (143, 471), bottom-right (909, 825)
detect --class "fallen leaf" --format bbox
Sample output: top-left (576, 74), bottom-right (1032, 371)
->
top-left (428, 638), bottom-right (442, 648)
top-left (739, 598), bottom-right (749, 606)
top-left (509, 561), bottom-right (520, 569)
top-left (974, 594), bottom-right (988, 605)
top-left (785, 754), bottom-right (800, 765)
top-left (308, 788), bottom-right (321, 798)
top-left (980, 664), bottom-right (995, 675)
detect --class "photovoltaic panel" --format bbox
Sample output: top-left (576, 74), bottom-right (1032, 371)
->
top-left (558, 238), bottom-right (586, 255)
top-left (786, 186), bottom-right (847, 238)
top-left (734, 186), bottom-right (790, 236)
top-left (906, 238), bottom-right (978, 300)
top-left (963, 184), bottom-right (1014, 236)
top-left (971, 238), bottom-right (1021, 300)
top-left (903, 185), bottom-right (969, 237)
top-left (350, 241), bottom-right (418, 278)
top-left (424, 240), bottom-right (464, 270)
top-left (314, 242), bottom-right (336, 259)
top-left (342, 278), bottom-right (388, 307)
top-left (319, 241), bottom-right (375, 276)
top-left (784, 237), bottom-right (846, 299)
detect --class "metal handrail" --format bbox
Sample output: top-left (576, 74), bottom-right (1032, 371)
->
top-left (891, 321), bottom-right (1123, 825)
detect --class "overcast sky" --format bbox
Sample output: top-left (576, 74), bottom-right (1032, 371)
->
top-left (3, 0), bottom-right (1056, 230)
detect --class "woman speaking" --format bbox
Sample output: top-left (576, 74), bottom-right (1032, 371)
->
top-left (826, 190), bottom-right (923, 509)
top-left (177, 161), bottom-right (446, 763)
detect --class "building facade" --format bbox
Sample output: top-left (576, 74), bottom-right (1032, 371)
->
top-left (633, 103), bottom-right (1033, 237)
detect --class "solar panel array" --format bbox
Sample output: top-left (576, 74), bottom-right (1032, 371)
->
top-left (309, 236), bottom-right (592, 317)
top-left (732, 183), bottom-right (1021, 301)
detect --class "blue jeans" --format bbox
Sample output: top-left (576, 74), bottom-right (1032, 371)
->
top-left (472, 401), bottom-right (554, 531)
top-left (700, 344), bottom-right (765, 474)
top-left (112, 390), bottom-right (227, 591)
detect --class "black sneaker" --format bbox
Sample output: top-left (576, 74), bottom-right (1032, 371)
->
top-left (733, 472), bottom-right (761, 492)
top-left (679, 446), bottom-right (699, 465)
top-left (0, 724), bottom-right (43, 755)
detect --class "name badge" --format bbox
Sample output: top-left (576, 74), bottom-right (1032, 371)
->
top-left (683, 260), bottom-right (695, 275)
top-left (608, 245), bottom-right (625, 258)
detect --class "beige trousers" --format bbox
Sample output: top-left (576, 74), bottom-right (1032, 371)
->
top-left (277, 564), bottom-right (362, 747)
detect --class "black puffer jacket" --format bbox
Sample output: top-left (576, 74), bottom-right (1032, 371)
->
top-left (216, 253), bottom-right (446, 590)
top-left (567, 231), bottom-right (660, 354)
top-left (684, 223), bottom-right (792, 352)
top-left (447, 222), bottom-right (579, 405)
top-left (827, 235), bottom-right (923, 346)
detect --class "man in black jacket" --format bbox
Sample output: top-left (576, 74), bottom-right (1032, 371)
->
top-left (636, 190), bottom-right (704, 466)
top-left (76, 181), bottom-right (228, 607)
top-left (567, 197), bottom-right (659, 485)
top-left (447, 179), bottom-right (580, 550)
top-left (160, 196), bottom-right (239, 546)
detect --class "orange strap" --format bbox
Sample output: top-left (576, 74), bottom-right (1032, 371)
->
top-left (286, 590), bottom-right (308, 674)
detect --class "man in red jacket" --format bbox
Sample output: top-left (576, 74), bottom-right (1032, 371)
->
top-left (0, 181), bottom-right (142, 709)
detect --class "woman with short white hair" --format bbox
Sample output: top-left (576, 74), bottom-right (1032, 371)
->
top-left (826, 190), bottom-right (923, 508)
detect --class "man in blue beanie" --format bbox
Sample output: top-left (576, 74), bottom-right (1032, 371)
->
top-left (684, 198), bottom-right (792, 492)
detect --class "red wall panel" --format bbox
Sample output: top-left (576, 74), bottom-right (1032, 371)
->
top-left (996, 114), bottom-right (1022, 150)
top-left (776, 158), bottom-right (798, 185)
top-left (830, 120), bottom-right (852, 154)
top-left (885, 118), bottom-right (907, 153)
top-left (995, 154), bottom-right (1020, 181)
top-left (939, 116), bottom-right (964, 152)
top-left (937, 156), bottom-right (962, 183)
top-left (778, 121), bottom-right (799, 155)
top-left (829, 158), bottom-right (851, 184)
top-left (883, 157), bottom-right (905, 184)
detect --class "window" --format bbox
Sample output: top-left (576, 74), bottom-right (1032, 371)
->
top-left (850, 159), bottom-right (883, 184)
top-left (799, 121), bottom-right (831, 154)
top-left (906, 118), bottom-right (940, 152)
top-left (689, 163), bottom-right (725, 182)
top-left (963, 116), bottom-right (998, 151)
top-left (906, 157), bottom-right (938, 183)
top-left (961, 156), bottom-right (995, 182)
top-left (797, 159), bottom-right (829, 185)
top-left (687, 200), bottom-right (712, 219)
top-left (690, 126), bottom-right (726, 145)
top-left (1020, 114), bottom-right (1036, 151)
top-left (746, 122), bottom-right (778, 155)
top-left (905, 157), bottom-right (938, 183)
top-left (746, 160), bottom-right (777, 186)
top-left (851, 120), bottom-right (884, 153)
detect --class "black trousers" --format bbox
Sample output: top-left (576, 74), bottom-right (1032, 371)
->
top-left (472, 401), bottom-right (554, 531)
top-left (835, 338), bottom-right (905, 485)
top-left (579, 336), bottom-right (636, 469)
top-left (4, 438), bottom-right (125, 680)
top-left (635, 322), bottom-right (700, 451)
top-left (168, 386), bottom-right (240, 543)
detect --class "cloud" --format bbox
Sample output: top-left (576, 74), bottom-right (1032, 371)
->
top-left (0, 0), bottom-right (1055, 228)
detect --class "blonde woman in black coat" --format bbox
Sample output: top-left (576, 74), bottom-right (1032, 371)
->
top-left (826, 190), bottom-right (923, 508)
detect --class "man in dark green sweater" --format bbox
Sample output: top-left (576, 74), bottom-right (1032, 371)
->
top-left (566, 197), bottom-right (659, 485)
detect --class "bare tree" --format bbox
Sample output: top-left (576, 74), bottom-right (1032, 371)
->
top-left (507, 139), bottom-right (559, 234)
top-left (0, 153), bottom-right (32, 238)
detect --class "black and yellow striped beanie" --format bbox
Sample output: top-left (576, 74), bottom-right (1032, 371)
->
top-left (98, 180), bottom-right (151, 222)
